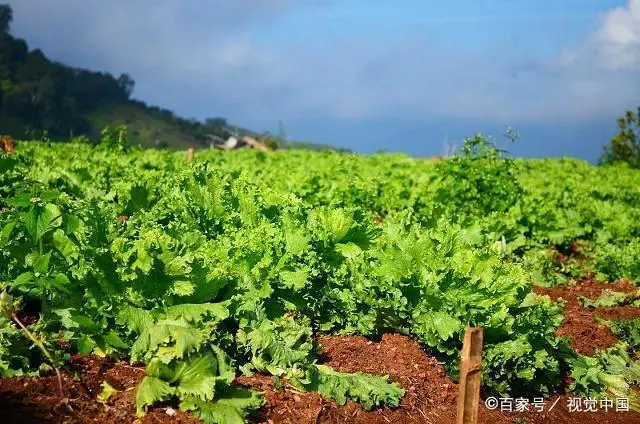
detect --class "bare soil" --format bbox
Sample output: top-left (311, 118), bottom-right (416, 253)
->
top-left (0, 355), bottom-right (199, 424)
top-left (533, 277), bottom-right (640, 356)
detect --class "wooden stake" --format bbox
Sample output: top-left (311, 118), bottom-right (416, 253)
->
top-left (186, 148), bottom-right (194, 162)
top-left (456, 327), bottom-right (484, 424)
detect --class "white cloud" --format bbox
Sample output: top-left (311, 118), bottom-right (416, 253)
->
top-left (594, 0), bottom-right (640, 70)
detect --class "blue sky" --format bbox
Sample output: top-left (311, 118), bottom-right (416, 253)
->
top-left (10, 0), bottom-right (640, 160)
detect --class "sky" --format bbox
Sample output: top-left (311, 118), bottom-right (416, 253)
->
top-left (9, 0), bottom-right (640, 160)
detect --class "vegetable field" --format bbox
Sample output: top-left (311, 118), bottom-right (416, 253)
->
top-left (2, 136), bottom-right (640, 424)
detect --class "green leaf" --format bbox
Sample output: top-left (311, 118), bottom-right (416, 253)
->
top-left (412, 311), bottom-right (463, 347)
top-left (103, 330), bottom-right (129, 350)
top-left (127, 184), bottom-right (150, 214)
top-left (13, 272), bottom-right (34, 288)
top-left (239, 316), bottom-right (314, 376)
top-left (24, 203), bottom-right (60, 242)
top-left (63, 214), bottom-right (82, 236)
top-left (70, 315), bottom-right (101, 332)
top-left (180, 388), bottom-right (263, 424)
top-left (170, 280), bottom-right (195, 297)
top-left (294, 364), bottom-right (405, 410)
top-left (131, 319), bottom-right (204, 362)
top-left (212, 345), bottom-right (235, 385)
top-left (47, 273), bottom-right (72, 294)
top-left (5, 194), bottom-right (32, 207)
top-left (284, 230), bottom-right (310, 255)
top-left (279, 269), bottom-right (309, 290)
top-left (33, 251), bottom-right (52, 275)
top-left (328, 209), bottom-right (354, 242)
top-left (161, 354), bottom-right (219, 400)
top-left (52, 230), bottom-right (79, 264)
top-left (0, 222), bottom-right (16, 247)
top-left (97, 381), bottom-right (118, 403)
top-left (39, 190), bottom-right (61, 203)
top-left (580, 290), bottom-right (640, 308)
top-left (335, 242), bottom-right (362, 260)
top-left (163, 303), bottom-right (229, 324)
top-left (136, 376), bottom-right (176, 415)
top-left (77, 336), bottom-right (97, 355)
top-left (161, 253), bottom-right (191, 277)
top-left (117, 306), bottom-right (154, 334)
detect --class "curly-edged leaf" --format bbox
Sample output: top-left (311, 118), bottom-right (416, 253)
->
top-left (580, 290), bottom-right (640, 308)
top-left (154, 354), bottom-right (219, 401)
top-left (97, 381), bottom-right (118, 403)
top-left (295, 364), bottom-right (405, 410)
top-left (170, 280), bottom-right (195, 297)
top-left (117, 306), bottom-right (154, 335)
top-left (131, 319), bottom-right (205, 363)
top-left (160, 251), bottom-right (192, 277)
top-left (284, 229), bottom-right (310, 256)
top-left (163, 303), bottom-right (229, 325)
top-left (136, 376), bottom-right (176, 415)
top-left (608, 318), bottom-right (640, 352)
top-left (279, 268), bottom-right (309, 291)
top-left (412, 311), bottom-right (463, 348)
top-left (180, 388), bottom-right (263, 424)
top-left (335, 242), bottom-right (362, 260)
top-left (238, 316), bottom-right (314, 376)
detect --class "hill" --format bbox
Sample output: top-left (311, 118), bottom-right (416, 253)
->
top-left (0, 4), bottom-right (342, 151)
top-left (86, 104), bottom-right (206, 149)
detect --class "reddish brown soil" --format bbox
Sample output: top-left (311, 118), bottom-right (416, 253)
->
top-left (596, 306), bottom-right (640, 320)
top-left (235, 374), bottom-right (325, 424)
top-left (533, 278), bottom-right (640, 356)
top-left (0, 355), bottom-right (199, 424)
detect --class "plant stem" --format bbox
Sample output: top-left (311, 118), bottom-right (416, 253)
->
top-left (11, 312), bottom-right (71, 411)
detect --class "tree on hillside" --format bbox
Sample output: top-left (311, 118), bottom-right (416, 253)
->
top-left (0, 4), bottom-right (11, 34)
top-left (600, 107), bottom-right (640, 168)
top-left (0, 3), bottom-right (140, 139)
top-left (117, 73), bottom-right (135, 98)
top-left (204, 117), bottom-right (227, 129)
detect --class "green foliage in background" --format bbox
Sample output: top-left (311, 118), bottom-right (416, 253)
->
top-left (600, 107), bottom-right (640, 168)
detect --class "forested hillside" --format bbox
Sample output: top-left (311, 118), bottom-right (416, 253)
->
top-left (0, 4), bottom-right (262, 149)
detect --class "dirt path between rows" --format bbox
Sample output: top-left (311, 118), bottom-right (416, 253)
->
top-left (533, 278), bottom-right (640, 356)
